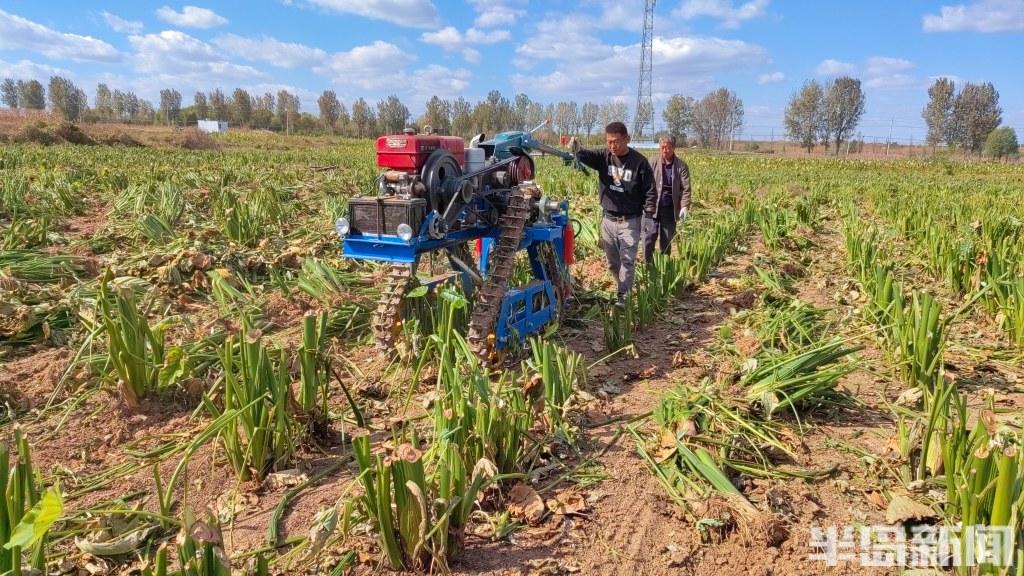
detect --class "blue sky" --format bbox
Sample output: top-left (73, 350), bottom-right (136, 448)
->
top-left (0, 0), bottom-right (1021, 142)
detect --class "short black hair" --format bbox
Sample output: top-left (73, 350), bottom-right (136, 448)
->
top-left (604, 121), bottom-right (628, 137)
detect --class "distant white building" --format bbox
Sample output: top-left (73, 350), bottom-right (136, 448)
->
top-left (197, 120), bottom-right (229, 133)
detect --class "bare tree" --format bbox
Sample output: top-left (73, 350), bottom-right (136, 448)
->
top-left (823, 77), bottom-right (865, 153)
top-left (599, 101), bottom-right (629, 130)
top-left (579, 102), bottom-right (599, 139)
top-left (784, 81), bottom-right (826, 152)
top-left (554, 101), bottom-right (578, 136)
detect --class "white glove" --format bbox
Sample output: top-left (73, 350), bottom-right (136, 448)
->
top-left (678, 207), bottom-right (688, 221)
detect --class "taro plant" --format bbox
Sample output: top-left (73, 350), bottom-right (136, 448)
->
top-left (527, 338), bottom-right (586, 440)
top-left (1, 430), bottom-right (64, 576)
top-left (203, 326), bottom-right (297, 482)
top-left (353, 433), bottom-right (513, 572)
top-left (97, 272), bottom-right (168, 408)
top-left (298, 311), bottom-right (330, 416)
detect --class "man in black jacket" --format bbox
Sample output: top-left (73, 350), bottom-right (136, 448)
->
top-left (571, 122), bottom-right (656, 306)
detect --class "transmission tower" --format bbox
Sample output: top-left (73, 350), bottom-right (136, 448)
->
top-left (633, 0), bottom-right (656, 139)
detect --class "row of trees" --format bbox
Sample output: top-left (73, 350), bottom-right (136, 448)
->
top-left (2, 74), bottom-right (1013, 157)
top-left (783, 77), bottom-right (866, 153)
top-left (922, 78), bottom-right (1003, 153)
top-left (662, 88), bottom-right (744, 149)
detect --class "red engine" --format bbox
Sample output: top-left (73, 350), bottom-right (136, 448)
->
top-left (376, 133), bottom-right (465, 172)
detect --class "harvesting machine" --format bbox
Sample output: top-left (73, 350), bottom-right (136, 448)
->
top-left (335, 122), bottom-right (585, 361)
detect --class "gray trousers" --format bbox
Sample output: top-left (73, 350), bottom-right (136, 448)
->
top-left (642, 214), bottom-right (677, 262)
top-left (600, 215), bottom-right (641, 297)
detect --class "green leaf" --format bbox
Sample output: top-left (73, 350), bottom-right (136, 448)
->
top-left (406, 285), bottom-right (429, 299)
top-left (159, 346), bottom-right (187, 387)
top-left (4, 487), bottom-right (64, 550)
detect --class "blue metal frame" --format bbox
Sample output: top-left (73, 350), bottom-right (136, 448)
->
top-left (341, 199), bottom-right (571, 351)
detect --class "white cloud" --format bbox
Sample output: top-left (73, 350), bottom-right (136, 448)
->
top-left (155, 5), bottom-right (228, 29)
top-left (758, 71), bottom-right (784, 84)
top-left (864, 56), bottom-right (916, 90)
top-left (129, 30), bottom-right (266, 80)
top-left (513, 35), bottom-right (767, 100)
top-left (301, 0), bottom-right (439, 28)
top-left (0, 57), bottom-right (71, 81)
top-left (866, 56), bottom-right (913, 77)
top-left (313, 40), bottom-right (415, 89)
top-left (865, 74), bottom-right (917, 89)
top-left (420, 26), bottom-right (510, 62)
top-left (815, 59), bottom-right (855, 76)
top-left (923, 0), bottom-right (1024, 32)
top-left (102, 11), bottom-right (143, 34)
top-left (674, 0), bottom-right (770, 28)
top-left (0, 8), bottom-right (120, 63)
top-left (410, 64), bottom-right (471, 101)
top-left (213, 34), bottom-right (327, 68)
top-left (468, 0), bottom-right (526, 28)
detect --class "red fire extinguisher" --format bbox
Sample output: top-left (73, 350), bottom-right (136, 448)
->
top-left (563, 223), bottom-right (575, 265)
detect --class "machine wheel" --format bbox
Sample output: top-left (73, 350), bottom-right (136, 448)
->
top-left (466, 183), bottom-right (537, 365)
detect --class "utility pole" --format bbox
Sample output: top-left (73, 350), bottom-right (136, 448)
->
top-left (633, 0), bottom-right (656, 140)
top-left (885, 117), bottom-right (894, 156)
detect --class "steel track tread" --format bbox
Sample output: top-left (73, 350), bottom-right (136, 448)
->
top-left (372, 262), bottom-right (415, 353)
top-left (466, 184), bottom-right (536, 364)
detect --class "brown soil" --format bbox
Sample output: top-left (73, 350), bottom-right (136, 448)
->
top-left (3, 209), bottom-right (1021, 575)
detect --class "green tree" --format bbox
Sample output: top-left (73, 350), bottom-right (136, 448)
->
top-left (231, 88), bottom-right (252, 127)
top-left (18, 80), bottom-right (45, 110)
top-left (922, 78), bottom-right (955, 146)
top-left (47, 76), bottom-right (86, 121)
top-left (692, 88), bottom-right (743, 149)
top-left (1, 78), bottom-right (17, 108)
top-left (209, 88), bottom-right (228, 121)
top-left (376, 95), bottom-right (409, 134)
top-left (450, 96), bottom-right (472, 136)
top-left (159, 88), bottom-right (182, 124)
top-left (823, 77), bottom-right (865, 153)
top-left (784, 81), bottom-right (826, 152)
top-left (662, 94), bottom-right (695, 142)
top-left (95, 83), bottom-right (113, 120)
top-left (983, 126), bottom-right (1018, 159)
top-left (421, 95), bottom-right (451, 134)
top-left (951, 82), bottom-right (1001, 154)
top-left (193, 91), bottom-right (209, 120)
top-left (317, 90), bottom-right (342, 133)
top-left (350, 97), bottom-right (375, 137)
